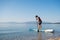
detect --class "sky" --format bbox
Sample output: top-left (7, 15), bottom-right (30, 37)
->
top-left (0, 0), bottom-right (60, 22)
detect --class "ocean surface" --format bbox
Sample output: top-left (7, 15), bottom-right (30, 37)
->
top-left (0, 23), bottom-right (60, 40)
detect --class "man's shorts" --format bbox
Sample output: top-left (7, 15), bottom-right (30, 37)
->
top-left (38, 22), bottom-right (42, 25)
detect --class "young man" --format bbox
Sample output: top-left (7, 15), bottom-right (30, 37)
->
top-left (35, 15), bottom-right (42, 32)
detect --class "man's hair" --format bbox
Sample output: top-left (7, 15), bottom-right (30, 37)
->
top-left (35, 15), bottom-right (38, 17)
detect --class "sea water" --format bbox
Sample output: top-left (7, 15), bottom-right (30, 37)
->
top-left (0, 23), bottom-right (60, 40)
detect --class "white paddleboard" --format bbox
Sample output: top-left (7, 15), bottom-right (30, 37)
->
top-left (30, 29), bottom-right (54, 33)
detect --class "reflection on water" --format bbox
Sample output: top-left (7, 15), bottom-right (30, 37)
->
top-left (37, 32), bottom-right (54, 40)
top-left (37, 32), bottom-right (42, 40)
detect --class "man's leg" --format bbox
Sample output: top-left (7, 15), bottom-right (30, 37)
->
top-left (38, 24), bottom-right (42, 32)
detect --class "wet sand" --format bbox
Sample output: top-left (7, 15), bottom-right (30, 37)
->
top-left (48, 37), bottom-right (60, 40)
